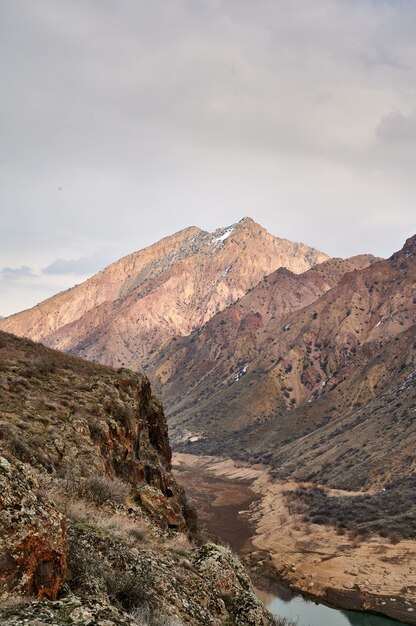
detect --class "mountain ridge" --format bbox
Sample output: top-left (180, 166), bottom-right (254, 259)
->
top-left (0, 218), bottom-right (329, 372)
top-left (150, 234), bottom-right (416, 491)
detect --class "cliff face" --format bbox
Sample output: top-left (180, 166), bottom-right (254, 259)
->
top-left (0, 331), bottom-right (273, 625)
top-left (0, 331), bottom-right (193, 599)
top-left (0, 331), bottom-right (194, 534)
top-left (0, 455), bottom-right (66, 600)
top-left (0, 218), bottom-right (328, 372)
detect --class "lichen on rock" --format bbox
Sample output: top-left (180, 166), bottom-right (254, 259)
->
top-left (0, 453), bottom-right (66, 600)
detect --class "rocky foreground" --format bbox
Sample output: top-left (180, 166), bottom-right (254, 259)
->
top-left (0, 331), bottom-right (276, 625)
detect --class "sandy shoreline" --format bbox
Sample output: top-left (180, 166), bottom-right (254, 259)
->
top-left (173, 452), bottom-right (416, 624)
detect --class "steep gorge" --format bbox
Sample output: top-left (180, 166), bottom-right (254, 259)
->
top-left (151, 235), bottom-right (416, 492)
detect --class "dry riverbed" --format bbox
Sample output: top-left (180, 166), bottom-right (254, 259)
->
top-left (173, 452), bottom-right (416, 625)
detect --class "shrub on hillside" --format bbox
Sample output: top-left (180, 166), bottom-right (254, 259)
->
top-left (80, 475), bottom-right (131, 506)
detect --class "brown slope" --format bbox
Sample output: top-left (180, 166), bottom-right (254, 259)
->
top-left (182, 323), bottom-right (416, 491)
top-left (0, 329), bottom-right (193, 598)
top-left (0, 217), bottom-right (328, 370)
top-left (266, 325), bottom-right (416, 489)
top-left (0, 330), bottom-right (193, 531)
top-left (146, 254), bottom-right (378, 438)
top-left (157, 235), bottom-right (415, 475)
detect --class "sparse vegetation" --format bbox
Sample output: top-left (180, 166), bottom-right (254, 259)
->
top-left (79, 475), bottom-right (131, 506)
top-left (0, 330), bottom-right (276, 625)
top-left (286, 477), bottom-right (416, 540)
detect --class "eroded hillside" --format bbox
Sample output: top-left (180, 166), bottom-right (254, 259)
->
top-left (154, 236), bottom-right (415, 491)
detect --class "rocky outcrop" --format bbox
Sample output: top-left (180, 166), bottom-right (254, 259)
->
top-left (0, 218), bottom-right (328, 372)
top-left (0, 455), bottom-right (66, 600)
top-left (0, 331), bottom-right (274, 625)
top-left (0, 539), bottom-right (272, 625)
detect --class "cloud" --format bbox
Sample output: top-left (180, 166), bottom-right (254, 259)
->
top-left (377, 110), bottom-right (416, 143)
top-left (0, 266), bottom-right (34, 280)
top-left (43, 254), bottom-right (107, 276)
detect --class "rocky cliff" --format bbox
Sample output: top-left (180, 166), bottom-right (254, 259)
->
top-left (0, 331), bottom-right (275, 625)
top-left (0, 218), bottom-right (328, 372)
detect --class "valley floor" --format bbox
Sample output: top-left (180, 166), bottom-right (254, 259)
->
top-left (173, 453), bottom-right (416, 625)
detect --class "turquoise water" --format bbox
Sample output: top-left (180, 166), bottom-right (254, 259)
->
top-left (257, 586), bottom-right (407, 626)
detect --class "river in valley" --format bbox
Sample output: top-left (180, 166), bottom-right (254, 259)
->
top-left (256, 584), bottom-right (405, 626)
top-left (173, 457), bottom-right (409, 626)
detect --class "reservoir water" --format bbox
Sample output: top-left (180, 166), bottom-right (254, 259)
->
top-left (174, 456), bottom-right (408, 626)
top-left (256, 583), bottom-right (406, 626)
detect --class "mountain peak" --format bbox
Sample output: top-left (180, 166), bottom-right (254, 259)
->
top-left (235, 216), bottom-right (267, 233)
top-left (238, 216), bottom-right (256, 226)
top-left (0, 220), bottom-right (329, 368)
top-left (391, 233), bottom-right (416, 261)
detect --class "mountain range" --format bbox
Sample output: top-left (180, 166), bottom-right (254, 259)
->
top-left (150, 235), bottom-right (415, 490)
top-left (0, 218), bottom-right (327, 372)
top-left (1, 220), bottom-right (415, 493)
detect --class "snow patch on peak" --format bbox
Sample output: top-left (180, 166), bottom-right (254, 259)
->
top-left (211, 226), bottom-right (234, 245)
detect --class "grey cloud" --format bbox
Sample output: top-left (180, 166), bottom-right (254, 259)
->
top-left (0, 0), bottom-right (416, 315)
top-left (377, 110), bottom-right (416, 143)
top-left (0, 266), bottom-right (34, 280)
top-left (43, 254), bottom-right (108, 276)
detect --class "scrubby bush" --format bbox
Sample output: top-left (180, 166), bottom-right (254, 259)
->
top-left (80, 475), bottom-right (131, 506)
top-left (388, 531), bottom-right (402, 545)
top-left (34, 355), bottom-right (57, 375)
top-left (106, 570), bottom-right (154, 612)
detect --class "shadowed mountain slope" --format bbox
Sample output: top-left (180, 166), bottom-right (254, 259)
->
top-left (147, 255), bottom-right (378, 438)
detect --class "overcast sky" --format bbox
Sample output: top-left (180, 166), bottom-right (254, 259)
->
top-left (1, 0), bottom-right (415, 316)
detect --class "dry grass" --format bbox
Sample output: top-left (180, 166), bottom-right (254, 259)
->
top-left (161, 534), bottom-right (192, 555)
top-left (49, 486), bottom-right (153, 545)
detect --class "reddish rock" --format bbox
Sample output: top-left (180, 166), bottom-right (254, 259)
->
top-left (0, 455), bottom-right (66, 599)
